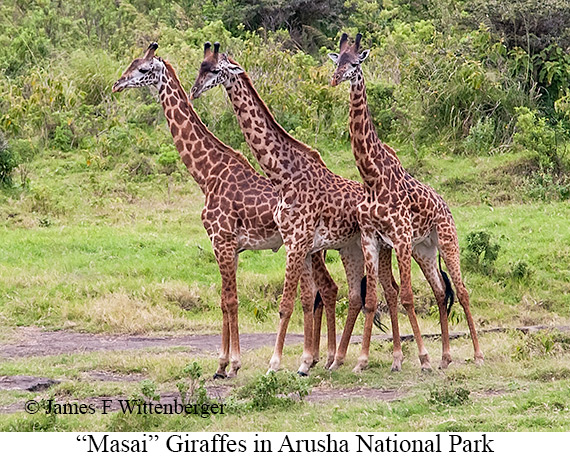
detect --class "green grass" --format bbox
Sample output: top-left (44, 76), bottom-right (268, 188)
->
top-left (1, 142), bottom-right (570, 431)
top-left (0, 330), bottom-right (569, 431)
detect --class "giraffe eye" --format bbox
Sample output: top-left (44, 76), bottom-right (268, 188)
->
top-left (139, 68), bottom-right (150, 74)
top-left (211, 69), bottom-right (220, 74)
top-left (350, 63), bottom-right (358, 68)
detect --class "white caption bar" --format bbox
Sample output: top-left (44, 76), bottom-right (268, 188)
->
top-left (0, 432), bottom-right (566, 456)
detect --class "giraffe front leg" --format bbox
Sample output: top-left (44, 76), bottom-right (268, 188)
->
top-left (268, 247), bottom-right (307, 373)
top-left (213, 243), bottom-right (240, 379)
top-left (297, 258), bottom-right (317, 376)
top-left (215, 300), bottom-right (230, 379)
top-left (395, 238), bottom-right (431, 371)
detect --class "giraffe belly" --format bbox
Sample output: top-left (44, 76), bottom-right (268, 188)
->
top-left (237, 230), bottom-right (283, 252)
top-left (311, 226), bottom-right (360, 252)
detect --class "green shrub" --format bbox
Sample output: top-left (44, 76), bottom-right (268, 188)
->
top-left (463, 230), bottom-right (501, 275)
top-left (429, 385), bottom-right (470, 407)
top-left (464, 117), bottom-right (496, 155)
top-left (230, 371), bottom-right (310, 411)
top-left (513, 107), bottom-right (562, 171)
top-left (0, 133), bottom-right (19, 186)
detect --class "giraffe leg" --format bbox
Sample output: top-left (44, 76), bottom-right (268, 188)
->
top-left (212, 243), bottom-right (239, 378)
top-left (268, 245), bottom-right (310, 373)
top-left (353, 232), bottom-right (379, 373)
top-left (311, 251), bottom-right (339, 368)
top-left (297, 258), bottom-right (318, 375)
top-left (309, 278), bottom-right (324, 367)
top-left (376, 247), bottom-right (402, 371)
top-left (330, 240), bottom-right (364, 371)
top-left (413, 240), bottom-right (452, 369)
top-left (394, 237), bottom-right (432, 371)
top-left (438, 226), bottom-right (484, 365)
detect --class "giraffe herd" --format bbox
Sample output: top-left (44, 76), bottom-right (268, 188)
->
top-left (112, 34), bottom-right (484, 379)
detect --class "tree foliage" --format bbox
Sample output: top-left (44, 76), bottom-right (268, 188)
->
top-left (0, 0), bottom-right (568, 187)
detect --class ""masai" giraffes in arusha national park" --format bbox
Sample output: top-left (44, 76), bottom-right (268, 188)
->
top-left (190, 42), bottom-right (403, 375)
top-left (329, 33), bottom-right (484, 371)
top-left (112, 42), bottom-right (341, 378)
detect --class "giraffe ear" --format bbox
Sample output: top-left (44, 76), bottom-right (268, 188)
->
top-left (328, 53), bottom-right (339, 64)
top-left (226, 63), bottom-right (244, 75)
top-left (359, 49), bottom-right (370, 63)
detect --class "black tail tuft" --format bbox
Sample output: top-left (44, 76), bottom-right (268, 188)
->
top-left (313, 290), bottom-right (323, 313)
top-left (360, 276), bottom-right (367, 310)
top-left (362, 276), bottom-right (388, 332)
top-left (373, 309), bottom-right (389, 332)
top-left (439, 254), bottom-right (455, 315)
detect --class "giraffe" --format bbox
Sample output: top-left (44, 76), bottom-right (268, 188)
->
top-left (112, 42), bottom-right (340, 378)
top-left (329, 33), bottom-right (485, 370)
top-left (190, 42), bottom-right (398, 374)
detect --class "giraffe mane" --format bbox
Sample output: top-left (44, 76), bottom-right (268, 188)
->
top-left (160, 58), bottom-right (257, 172)
top-left (228, 57), bottom-right (328, 168)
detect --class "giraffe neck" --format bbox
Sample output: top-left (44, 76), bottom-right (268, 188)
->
top-left (349, 72), bottom-right (402, 188)
top-left (224, 72), bottom-right (328, 184)
top-left (157, 60), bottom-right (255, 194)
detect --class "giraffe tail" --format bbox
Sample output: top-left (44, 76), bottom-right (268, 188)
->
top-left (439, 253), bottom-right (455, 315)
top-left (313, 291), bottom-right (323, 312)
top-left (361, 276), bottom-right (388, 332)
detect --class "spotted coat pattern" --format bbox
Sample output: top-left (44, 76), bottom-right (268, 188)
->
top-left (331, 34), bottom-right (484, 370)
top-left (113, 44), bottom-right (340, 377)
top-left (191, 48), bottom-right (398, 374)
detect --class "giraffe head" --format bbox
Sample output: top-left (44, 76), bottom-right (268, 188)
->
top-left (328, 33), bottom-right (370, 86)
top-left (112, 42), bottom-right (165, 93)
top-left (189, 42), bottom-right (244, 100)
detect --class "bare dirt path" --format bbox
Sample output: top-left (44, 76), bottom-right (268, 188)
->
top-left (1, 325), bottom-right (567, 413)
top-left (0, 327), bottom-right (303, 358)
top-left (2, 325), bottom-right (568, 359)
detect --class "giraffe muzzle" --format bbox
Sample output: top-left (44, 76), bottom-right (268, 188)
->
top-left (189, 87), bottom-right (200, 100)
top-left (112, 79), bottom-right (126, 93)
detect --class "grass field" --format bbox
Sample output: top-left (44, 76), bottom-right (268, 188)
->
top-left (1, 142), bottom-right (569, 431)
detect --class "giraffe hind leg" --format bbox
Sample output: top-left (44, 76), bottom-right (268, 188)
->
top-left (438, 226), bottom-right (485, 365)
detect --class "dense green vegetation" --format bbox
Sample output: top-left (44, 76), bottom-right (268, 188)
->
top-left (1, 0), bottom-right (569, 432)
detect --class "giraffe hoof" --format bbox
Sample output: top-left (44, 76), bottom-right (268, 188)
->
top-left (213, 372), bottom-right (227, 380)
top-left (390, 363), bottom-right (402, 372)
top-left (297, 371), bottom-right (308, 377)
top-left (421, 365), bottom-right (433, 373)
top-left (439, 358), bottom-right (452, 370)
top-left (475, 354), bottom-right (485, 366)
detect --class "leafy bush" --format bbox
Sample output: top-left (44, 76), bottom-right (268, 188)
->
top-left (230, 371), bottom-right (310, 411)
top-left (513, 107), bottom-right (563, 171)
top-left (429, 385), bottom-right (470, 407)
top-left (177, 361), bottom-right (211, 407)
top-left (0, 133), bottom-right (18, 186)
top-left (464, 117), bottom-right (496, 155)
top-left (463, 230), bottom-right (501, 275)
